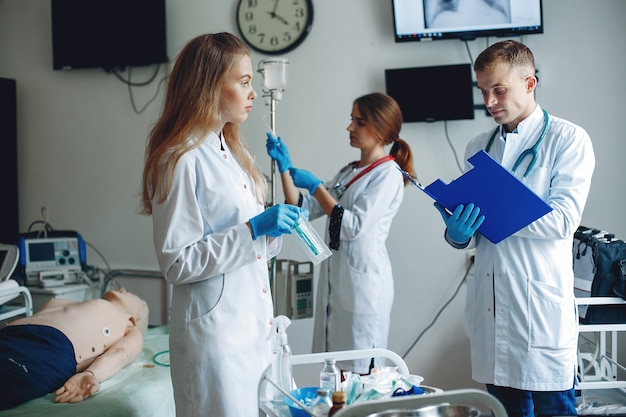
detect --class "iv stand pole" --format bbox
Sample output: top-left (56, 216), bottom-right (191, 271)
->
top-left (269, 93), bottom-right (277, 207)
top-left (258, 58), bottom-right (288, 316)
top-left (268, 90), bottom-right (278, 310)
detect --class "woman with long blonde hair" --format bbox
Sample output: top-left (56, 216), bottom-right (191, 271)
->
top-left (141, 32), bottom-right (304, 417)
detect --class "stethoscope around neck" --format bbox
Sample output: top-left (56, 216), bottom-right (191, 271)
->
top-left (485, 109), bottom-right (550, 178)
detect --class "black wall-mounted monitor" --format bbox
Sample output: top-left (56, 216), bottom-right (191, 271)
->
top-left (385, 63), bottom-right (474, 123)
top-left (391, 0), bottom-right (543, 42)
top-left (51, 0), bottom-right (168, 71)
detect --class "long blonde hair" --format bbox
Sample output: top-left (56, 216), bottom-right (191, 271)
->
top-left (140, 33), bottom-right (266, 214)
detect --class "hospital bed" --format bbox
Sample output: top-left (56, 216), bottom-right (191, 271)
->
top-left (0, 285), bottom-right (175, 417)
top-left (258, 349), bottom-right (507, 417)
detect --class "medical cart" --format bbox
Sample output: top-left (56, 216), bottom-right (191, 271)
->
top-left (258, 348), bottom-right (507, 417)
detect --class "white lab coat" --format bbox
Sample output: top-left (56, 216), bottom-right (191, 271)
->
top-left (151, 132), bottom-right (278, 417)
top-left (461, 105), bottom-right (595, 391)
top-left (307, 159), bottom-right (404, 373)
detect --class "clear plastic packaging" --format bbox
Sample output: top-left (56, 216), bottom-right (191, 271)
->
top-left (291, 216), bottom-right (332, 265)
top-left (320, 357), bottom-right (341, 393)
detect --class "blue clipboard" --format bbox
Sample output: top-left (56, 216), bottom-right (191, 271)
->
top-left (400, 150), bottom-right (552, 244)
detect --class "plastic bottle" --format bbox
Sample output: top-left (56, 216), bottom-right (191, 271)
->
top-left (319, 357), bottom-right (340, 393)
top-left (329, 390), bottom-right (346, 416)
top-left (267, 315), bottom-right (293, 402)
top-left (310, 388), bottom-right (332, 417)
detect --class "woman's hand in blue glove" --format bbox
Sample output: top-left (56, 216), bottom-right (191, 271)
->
top-left (248, 204), bottom-right (303, 240)
top-left (434, 202), bottom-right (485, 244)
top-left (288, 167), bottom-right (323, 196)
top-left (266, 132), bottom-right (292, 173)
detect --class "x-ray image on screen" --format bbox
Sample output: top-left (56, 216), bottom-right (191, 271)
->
top-left (424, 0), bottom-right (511, 29)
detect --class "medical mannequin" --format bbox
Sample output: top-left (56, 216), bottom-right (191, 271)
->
top-left (435, 40), bottom-right (595, 417)
top-left (0, 288), bottom-right (149, 410)
top-left (267, 92), bottom-right (415, 374)
top-left (140, 33), bottom-right (304, 417)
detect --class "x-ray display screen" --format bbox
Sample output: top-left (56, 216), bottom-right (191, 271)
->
top-left (391, 0), bottom-right (543, 42)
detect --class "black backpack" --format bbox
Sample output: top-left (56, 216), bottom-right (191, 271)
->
top-left (573, 226), bottom-right (626, 324)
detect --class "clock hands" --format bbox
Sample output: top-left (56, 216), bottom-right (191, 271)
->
top-left (268, 0), bottom-right (289, 25)
top-left (268, 12), bottom-right (289, 25)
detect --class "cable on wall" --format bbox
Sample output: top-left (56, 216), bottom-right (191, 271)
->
top-left (111, 64), bottom-right (168, 115)
top-left (402, 259), bottom-right (473, 359)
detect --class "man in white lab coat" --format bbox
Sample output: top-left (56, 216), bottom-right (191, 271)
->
top-left (435, 40), bottom-right (594, 417)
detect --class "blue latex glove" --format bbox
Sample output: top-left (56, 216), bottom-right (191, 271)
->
top-left (266, 132), bottom-right (292, 173)
top-left (289, 167), bottom-right (324, 196)
top-left (434, 202), bottom-right (485, 244)
top-left (249, 204), bottom-right (303, 240)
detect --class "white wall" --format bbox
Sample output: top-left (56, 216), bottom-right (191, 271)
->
top-left (1, 0), bottom-right (625, 391)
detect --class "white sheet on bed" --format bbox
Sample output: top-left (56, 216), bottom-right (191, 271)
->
top-left (0, 325), bottom-right (175, 417)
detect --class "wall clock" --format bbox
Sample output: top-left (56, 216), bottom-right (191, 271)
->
top-left (236, 0), bottom-right (314, 55)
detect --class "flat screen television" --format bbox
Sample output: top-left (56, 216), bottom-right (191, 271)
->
top-left (391, 0), bottom-right (543, 42)
top-left (51, 0), bottom-right (168, 71)
top-left (385, 63), bottom-right (474, 123)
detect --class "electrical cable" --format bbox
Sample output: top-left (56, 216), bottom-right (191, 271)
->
top-left (463, 39), bottom-right (474, 65)
top-left (111, 64), bottom-right (161, 86)
top-left (444, 120), bottom-right (464, 173)
top-left (85, 241), bottom-right (112, 274)
top-left (127, 73), bottom-right (168, 114)
top-left (402, 260), bottom-right (473, 359)
top-left (110, 64), bottom-right (168, 115)
top-left (441, 39), bottom-right (480, 175)
top-left (26, 207), bottom-right (53, 238)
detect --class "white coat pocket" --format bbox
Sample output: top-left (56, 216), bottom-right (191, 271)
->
top-left (187, 275), bottom-right (225, 322)
top-left (528, 280), bottom-right (577, 351)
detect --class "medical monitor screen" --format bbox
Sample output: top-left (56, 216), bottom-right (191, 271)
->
top-left (385, 63), bottom-right (474, 123)
top-left (28, 242), bottom-right (55, 262)
top-left (391, 0), bottom-right (543, 42)
top-left (51, 0), bottom-right (168, 71)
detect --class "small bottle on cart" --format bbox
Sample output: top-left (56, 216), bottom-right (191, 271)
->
top-left (329, 390), bottom-right (346, 416)
top-left (320, 357), bottom-right (340, 392)
top-left (310, 388), bottom-right (332, 417)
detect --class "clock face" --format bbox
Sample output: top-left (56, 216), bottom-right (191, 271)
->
top-left (237, 0), bottom-right (313, 54)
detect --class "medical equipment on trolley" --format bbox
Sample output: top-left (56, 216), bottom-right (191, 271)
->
top-left (274, 259), bottom-right (314, 320)
top-left (485, 108), bottom-right (549, 177)
top-left (16, 234), bottom-right (86, 287)
top-left (258, 348), bottom-right (508, 417)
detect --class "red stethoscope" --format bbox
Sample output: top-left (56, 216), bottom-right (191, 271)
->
top-left (331, 155), bottom-right (395, 199)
